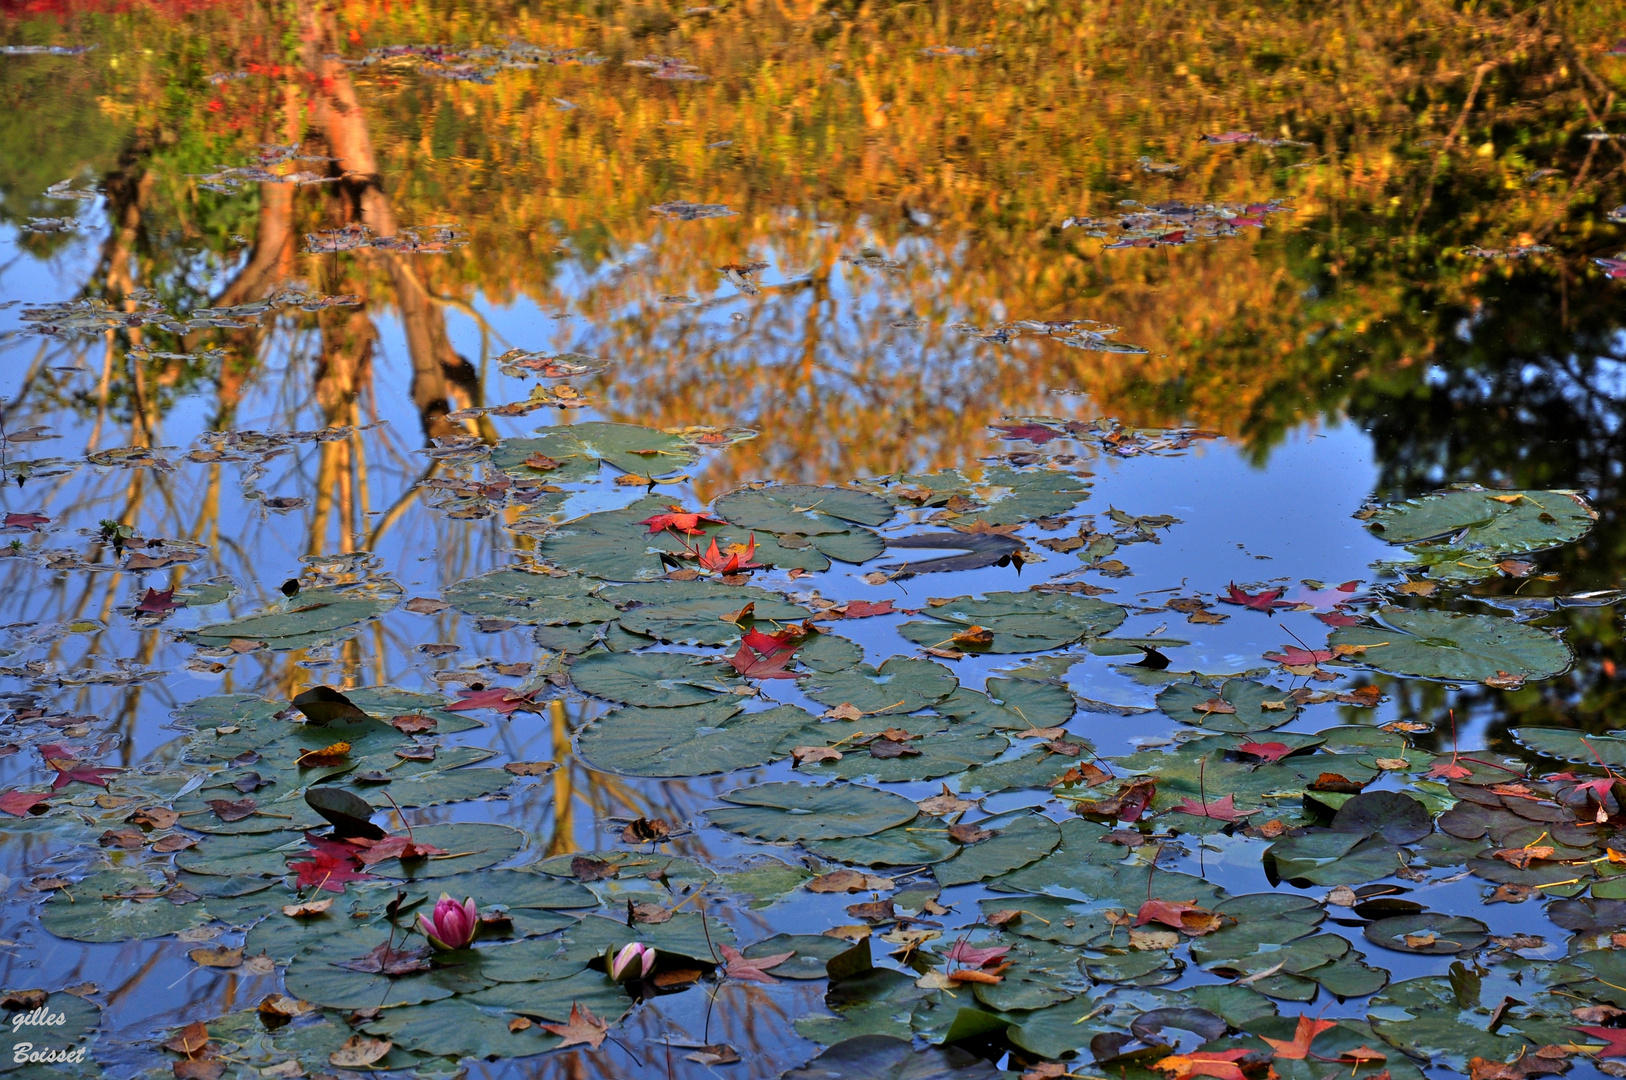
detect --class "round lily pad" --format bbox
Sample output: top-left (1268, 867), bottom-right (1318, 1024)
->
top-left (190, 584), bottom-right (402, 649)
top-left (1363, 913), bottom-right (1489, 954)
top-left (742, 934), bottom-right (857, 979)
top-left (1157, 680), bottom-right (1299, 733)
top-left (42, 869), bottom-right (210, 942)
top-left (897, 590), bottom-right (1125, 652)
top-left (366, 823), bottom-right (528, 879)
top-left (568, 651), bottom-right (739, 706)
top-left (1329, 607), bottom-right (1571, 683)
top-left (602, 580), bottom-right (808, 644)
top-left (934, 813), bottom-right (1063, 887)
top-left (708, 782), bottom-right (918, 842)
top-left (803, 657), bottom-right (958, 714)
top-left (807, 823), bottom-right (960, 866)
top-left (714, 485), bottom-right (894, 532)
top-left (576, 701), bottom-right (818, 776)
top-left (442, 568), bottom-right (616, 625)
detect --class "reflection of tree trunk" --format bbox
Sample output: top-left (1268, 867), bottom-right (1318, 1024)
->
top-left (207, 182), bottom-right (298, 427)
top-left (96, 141), bottom-right (152, 302)
top-left (300, 14), bottom-right (476, 443)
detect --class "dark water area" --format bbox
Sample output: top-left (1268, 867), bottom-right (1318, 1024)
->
top-left (2, 3), bottom-right (1626, 1079)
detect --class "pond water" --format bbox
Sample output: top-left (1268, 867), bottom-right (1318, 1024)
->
top-left (3, 3), bottom-right (1626, 1080)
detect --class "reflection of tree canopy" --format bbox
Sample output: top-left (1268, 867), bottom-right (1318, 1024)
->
top-left (3, 0), bottom-right (1624, 473)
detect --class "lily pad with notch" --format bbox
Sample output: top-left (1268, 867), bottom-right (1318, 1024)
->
top-left (576, 701), bottom-right (820, 776)
top-left (1328, 607), bottom-right (1572, 683)
top-left (708, 782), bottom-right (919, 843)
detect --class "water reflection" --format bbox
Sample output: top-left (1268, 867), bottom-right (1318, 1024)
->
top-left (4, 0), bottom-right (1626, 1076)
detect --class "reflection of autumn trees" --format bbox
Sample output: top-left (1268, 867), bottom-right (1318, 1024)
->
top-left (6, 0), bottom-right (1624, 485)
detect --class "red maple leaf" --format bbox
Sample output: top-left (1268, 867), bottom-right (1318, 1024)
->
top-left (1170, 793), bottom-right (1257, 820)
top-left (1235, 741), bottom-right (1294, 764)
top-left (841, 600), bottom-right (895, 619)
top-left (1264, 645), bottom-right (1333, 667)
top-left (1570, 776), bottom-right (1620, 808)
top-left (944, 941), bottom-right (1010, 968)
top-left (1135, 899), bottom-right (1222, 932)
top-left (3, 512), bottom-right (49, 530)
top-left (1426, 758), bottom-right (1474, 780)
top-left (135, 588), bottom-right (181, 614)
top-left (1575, 1027), bottom-right (1626, 1058)
top-left (1220, 583), bottom-right (1290, 612)
top-left (991, 423), bottom-right (1063, 444)
top-left (698, 534), bottom-right (762, 573)
top-left (39, 744), bottom-right (120, 790)
top-left (1261, 1015), bottom-right (1338, 1060)
top-left (447, 687), bottom-right (541, 714)
top-left (1315, 609), bottom-right (1362, 628)
top-left (639, 507), bottom-right (725, 536)
top-left (719, 944), bottom-right (795, 985)
top-left (0, 790), bottom-right (50, 817)
top-left (352, 834), bottom-right (451, 866)
top-left (289, 835), bottom-right (374, 892)
top-left (728, 640), bottom-right (798, 679)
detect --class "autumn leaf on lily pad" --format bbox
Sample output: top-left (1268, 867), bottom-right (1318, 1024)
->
top-left (1235, 741), bottom-right (1294, 763)
top-left (352, 834), bottom-right (450, 866)
top-left (697, 534), bottom-right (762, 574)
top-left (1571, 1027), bottom-right (1626, 1058)
top-left (1263, 645), bottom-right (1333, 667)
top-left (39, 744), bottom-right (120, 789)
top-left (720, 944), bottom-right (795, 984)
top-left (640, 507), bottom-right (724, 536)
top-left (1152, 1048), bottom-right (1256, 1080)
top-left (1170, 793), bottom-right (1256, 821)
top-left (1134, 899), bottom-right (1225, 935)
top-left (447, 686), bottom-right (541, 714)
top-left (0, 790), bottom-right (49, 816)
top-left (1259, 1015), bottom-right (1337, 1060)
top-left (944, 940), bottom-right (1010, 968)
top-left (539, 1003), bottom-right (609, 1049)
top-left (135, 587), bottom-right (181, 614)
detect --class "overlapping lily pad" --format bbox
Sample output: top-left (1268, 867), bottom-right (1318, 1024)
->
top-left (1329, 607), bottom-right (1572, 682)
top-left (898, 590), bottom-right (1125, 652)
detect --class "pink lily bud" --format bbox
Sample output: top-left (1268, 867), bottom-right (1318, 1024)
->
top-left (418, 894), bottom-right (479, 950)
top-left (607, 941), bottom-right (656, 982)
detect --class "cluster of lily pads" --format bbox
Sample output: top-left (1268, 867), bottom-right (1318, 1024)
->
top-left (4, 420), bottom-right (1625, 1080)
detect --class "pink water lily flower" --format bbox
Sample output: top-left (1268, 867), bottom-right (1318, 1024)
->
top-left (418, 894), bottom-right (479, 950)
top-left (607, 941), bottom-right (657, 982)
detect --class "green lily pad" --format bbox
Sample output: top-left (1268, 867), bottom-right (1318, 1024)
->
top-left (1329, 607), bottom-right (1571, 683)
top-left (783, 1035), bottom-right (1001, 1080)
top-left (602, 580), bottom-right (808, 644)
top-left (793, 969), bottom-right (928, 1044)
top-left (1363, 913), bottom-right (1489, 954)
top-left (493, 422), bottom-right (702, 479)
top-left (1511, 726), bottom-right (1626, 766)
top-left (1367, 487), bottom-right (1595, 579)
top-left (806, 822), bottom-right (960, 866)
top-left (938, 679), bottom-right (1077, 735)
top-left (365, 823), bottom-right (528, 879)
top-left (560, 912), bottom-right (735, 966)
top-left (708, 782), bottom-right (919, 842)
top-left (42, 869), bottom-right (210, 942)
top-left (803, 657), bottom-right (958, 714)
top-left (568, 650), bottom-right (739, 706)
top-left (1266, 831), bottom-right (1407, 886)
top-left (442, 568), bottom-right (616, 625)
top-left (934, 813), bottom-right (1063, 886)
top-left (1157, 679), bottom-right (1299, 733)
top-left (714, 485), bottom-right (895, 532)
top-left (190, 583), bottom-right (403, 649)
top-left (954, 466), bottom-right (1093, 527)
top-left (799, 724), bottom-right (1005, 782)
top-left (575, 701), bottom-right (819, 776)
top-left (1368, 974), bottom-right (1575, 1073)
top-left (897, 590), bottom-right (1125, 652)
